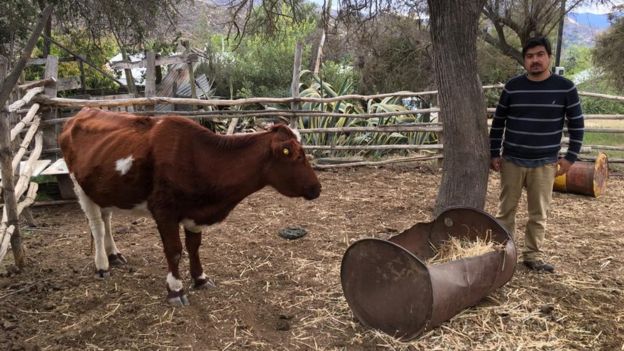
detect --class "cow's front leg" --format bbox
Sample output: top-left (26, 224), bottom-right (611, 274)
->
top-left (184, 228), bottom-right (215, 290)
top-left (156, 217), bottom-right (189, 306)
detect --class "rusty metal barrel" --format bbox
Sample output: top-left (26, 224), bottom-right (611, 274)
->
top-left (553, 153), bottom-right (608, 197)
top-left (340, 207), bottom-right (517, 341)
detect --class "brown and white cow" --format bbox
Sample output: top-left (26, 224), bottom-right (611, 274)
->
top-left (59, 108), bottom-right (321, 305)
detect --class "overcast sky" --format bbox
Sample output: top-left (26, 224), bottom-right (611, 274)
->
top-left (574, 0), bottom-right (623, 14)
top-left (309, 0), bottom-right (624, 15)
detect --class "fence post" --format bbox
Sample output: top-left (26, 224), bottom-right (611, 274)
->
top-left (145, 51), bottom-right (156, 112)
top-left (42, 55), bottom-right (58, 155)
top-left (187, 59), bottom-right (197, 111)
top-left (434, 94), bottom-right (444, 168)
top-left (78, 58), bottom-right (86, 94)
top-left (0, 56), bottom-right (24, 268)
top-left (290, 42), bottom-right (303, 128)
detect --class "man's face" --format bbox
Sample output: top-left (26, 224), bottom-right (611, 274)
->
top-left (523, 45), bottom-right (551, 75)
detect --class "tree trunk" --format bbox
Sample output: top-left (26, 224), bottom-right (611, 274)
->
top-left (37, 0), bottom-right (52, 57)
top-left (427, 0), bottom-right (490, 216)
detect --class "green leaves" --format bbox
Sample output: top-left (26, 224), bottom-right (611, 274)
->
top-left (297, 71), bottom-right (437, 158)
top-left (202, 4), bottom-right (316, 99)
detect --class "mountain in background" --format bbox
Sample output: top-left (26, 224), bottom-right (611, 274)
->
top-left (564, 12), bottom-right (612, 48)
top-left (569, 12), bottom-right (612, 30)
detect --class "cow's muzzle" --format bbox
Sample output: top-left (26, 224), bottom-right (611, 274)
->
top-left (304, 184), bottom-right (321, 200)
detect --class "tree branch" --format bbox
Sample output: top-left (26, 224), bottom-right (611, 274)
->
top-left (481, 30), bottom-right (523, 65)
top-left (0, 5), bottom-right (53, 109)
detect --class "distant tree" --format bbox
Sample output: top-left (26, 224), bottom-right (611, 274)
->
top-left (50, 0), bottom-right (185, 49)
top-left (593, 13), bottom-right (624, 91)
top-left (0, 0), bottom-right (38, 63)
top-left (202, 2), bottom-right (317, 98)
top-left (341, 14), bottom-right (433, 94)
top-left (2, 1), bottom-right (187, 59)
top-left (1, 0), bottom-right (189, 92)
top-left (26, 33), bottom-right (120, 92)
top-left (562, 45), bottom-right (592, 75)
top-left (481, 0), bottom-right (609, 65)
top-left (477, 38), bottom-right (522, 109)
top-left (477, 38), bottom-right (521, 84)
top-left (53, 0), bottom-right (188, 92)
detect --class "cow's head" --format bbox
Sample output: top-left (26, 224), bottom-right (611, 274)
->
top-left (265, 124), bottom-right (321, 200)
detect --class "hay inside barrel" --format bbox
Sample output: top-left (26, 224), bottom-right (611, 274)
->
top-left (427, 229), bottom-right (504, 264)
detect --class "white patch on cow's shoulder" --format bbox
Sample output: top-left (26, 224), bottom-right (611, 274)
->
top-left (181, 218), bottom-right (205, 233)
top-left (167, 272), bottom-right (183, 292)
top-left (115, 155), bottom-right (134, 176)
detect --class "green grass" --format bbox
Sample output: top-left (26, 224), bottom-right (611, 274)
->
top-left (584, 132), bottom-right (624, 146)
top-left (31, 175), bottom-right (57, 184)
top-left (581, 131), bottom-right (624, 171)
top-left (579, 109), bottom-right (624, 168)
top-left (584, 133), bottom-right (624, 160)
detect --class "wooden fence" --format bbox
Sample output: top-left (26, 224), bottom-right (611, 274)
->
top-left (30, 84), bottom-right (624, 163)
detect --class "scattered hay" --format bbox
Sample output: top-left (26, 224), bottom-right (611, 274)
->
top-left (2, 168), bottom-right (624, 350)
top-left (427, 229), bottom-right (503, 264)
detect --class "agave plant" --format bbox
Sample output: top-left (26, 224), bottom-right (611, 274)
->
top-left (297, 71), bottom-right (438, 158)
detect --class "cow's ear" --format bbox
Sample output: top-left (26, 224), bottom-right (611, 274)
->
top-left (270, 124), bottom-right (290, 137)
top-left (270, 123), bottom-right (301, 143)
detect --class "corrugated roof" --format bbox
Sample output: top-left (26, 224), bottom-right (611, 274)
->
top-left (178, 74), bottom-right (212, 98)
top-left (155, 60), bottom-right (213, 111)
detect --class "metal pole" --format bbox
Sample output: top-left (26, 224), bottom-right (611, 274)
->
top-left (555, 0), bottom-right (566, 69)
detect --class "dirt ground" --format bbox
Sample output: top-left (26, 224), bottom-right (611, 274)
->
top-left (1, 164), bottom-right (623, 351)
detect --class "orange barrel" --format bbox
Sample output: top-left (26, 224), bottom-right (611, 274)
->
top-left (553, 153), bottom-right (608, 197)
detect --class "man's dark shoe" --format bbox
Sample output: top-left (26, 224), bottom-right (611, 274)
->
top-left (523, 260), bottom-right (555, 273)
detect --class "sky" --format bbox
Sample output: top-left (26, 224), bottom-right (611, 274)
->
top-left (574, 0), bottom-right (624, 14)
top-left (307, 0), bottom-right (624, 15)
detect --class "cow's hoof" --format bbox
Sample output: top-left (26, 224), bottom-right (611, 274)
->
top-left (108, 253), bottom-right (128, 266)
top-left (94, 269), bottom-right (110, 279)
top-left (193, 278), bottom-right (216, 290)
top-left (167, 289), bottom-right (190, 306)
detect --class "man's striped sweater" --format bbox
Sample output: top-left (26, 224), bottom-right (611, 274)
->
top-left (489, 73), bottom-right (584, 166)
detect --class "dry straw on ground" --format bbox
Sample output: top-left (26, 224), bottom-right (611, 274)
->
top-left (1, 166), bottom-right (623, 350)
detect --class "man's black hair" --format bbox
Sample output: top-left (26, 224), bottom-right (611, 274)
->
top-left (522, 36), bottom-right (552, 57)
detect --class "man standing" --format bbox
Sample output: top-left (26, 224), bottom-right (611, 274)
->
top-left (489, 36), bottom-right (584, 273)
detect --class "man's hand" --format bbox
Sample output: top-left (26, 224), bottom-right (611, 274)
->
top-left (490, 157), bottom-right (502, 172)
top-left (556, 159), bottom-right (573, 176)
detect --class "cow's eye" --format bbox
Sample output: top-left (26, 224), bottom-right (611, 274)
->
top-left (283, 148), bottom-right (290, 156)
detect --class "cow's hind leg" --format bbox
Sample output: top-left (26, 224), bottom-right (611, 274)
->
top-left (184, 227), bottom-right (215, 290)
top-left (156, 217), bottom-right (189, 306)
top-left (71, 174), bottom-right (109, 278)
top-left (102, 210), bottom-right (127, 266)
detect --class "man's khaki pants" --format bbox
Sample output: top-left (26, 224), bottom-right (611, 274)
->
top-left (496, 159), bottom-right (557, 262)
